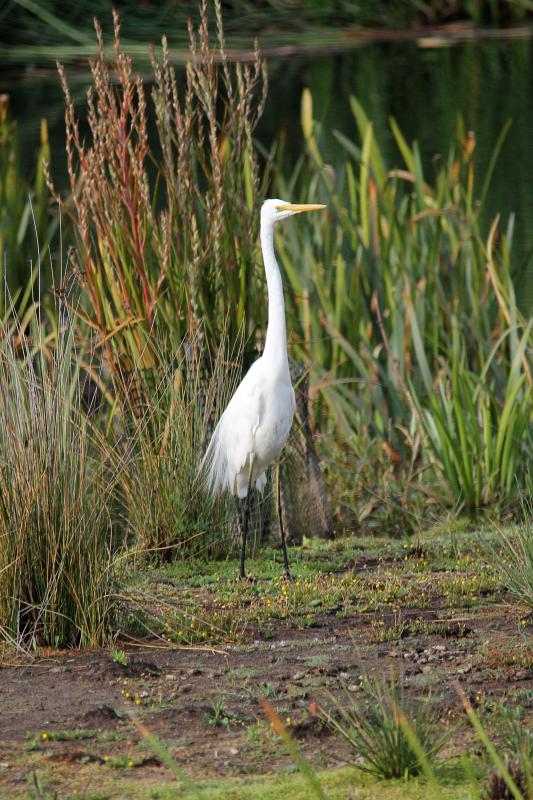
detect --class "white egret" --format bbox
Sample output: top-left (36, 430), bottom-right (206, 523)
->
top-left (200, 199), bottom-right (326, 579)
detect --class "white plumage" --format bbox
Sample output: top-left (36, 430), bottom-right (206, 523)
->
top-left (202, 357), bottom-right (296, 499)
top-left (199, 198), bottom-right (326, 577)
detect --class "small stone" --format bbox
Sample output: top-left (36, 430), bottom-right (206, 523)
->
top-left (165, 674), bottom-right (176, 681)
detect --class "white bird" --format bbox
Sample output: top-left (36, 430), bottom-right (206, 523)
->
top-left (200, 199), bottom-right (326, 579)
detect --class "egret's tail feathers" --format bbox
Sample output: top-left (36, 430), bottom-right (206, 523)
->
top-left (198, 424), bottom-right (228, 498)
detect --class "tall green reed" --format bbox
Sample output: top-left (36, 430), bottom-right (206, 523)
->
top-left (274, 90), bottom-right (532, 508)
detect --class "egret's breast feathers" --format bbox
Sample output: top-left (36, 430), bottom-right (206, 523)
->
top-left (199, 364), bottom-right (294, 499)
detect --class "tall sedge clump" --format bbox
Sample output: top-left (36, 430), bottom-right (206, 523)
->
top-left (317, 673), bottom-right (446, 780)
top-left (414, 325), bottom-right (532, 508)
top-left (120, 331), bottom-right (242, 562)
top-left (0, 306), bottom-right (118, 649)
top-left (51, 0), bottom-right (267, 373)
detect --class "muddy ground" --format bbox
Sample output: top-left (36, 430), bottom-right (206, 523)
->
top-left (1, 532), bottom-right (532, 798)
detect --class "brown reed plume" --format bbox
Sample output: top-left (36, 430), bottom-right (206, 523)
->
top-left (49, 0), bottom-right (268, 372)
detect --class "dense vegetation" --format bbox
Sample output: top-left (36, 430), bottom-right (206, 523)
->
top-left (0, 0), bottom-right (531, 652)
top-left (1, 4), bottom-right (533, 799)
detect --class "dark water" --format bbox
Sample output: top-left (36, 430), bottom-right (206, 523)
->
top-left (3, 37), bottom-right (533, 304)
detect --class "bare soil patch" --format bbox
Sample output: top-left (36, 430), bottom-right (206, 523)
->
top-left (1, 537), bottom-right (532, 797)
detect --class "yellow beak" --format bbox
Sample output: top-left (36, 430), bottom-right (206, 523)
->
top-left (278, 203), bottom-right (327, 214)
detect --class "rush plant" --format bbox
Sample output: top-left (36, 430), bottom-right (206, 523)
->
top-left (0, 301), bottom-right (118, 649)
top-left (317, 672), bottom-right (446, 780)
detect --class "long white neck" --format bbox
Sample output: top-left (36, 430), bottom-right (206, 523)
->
top-left (261, 219), bottom-right (290, 376)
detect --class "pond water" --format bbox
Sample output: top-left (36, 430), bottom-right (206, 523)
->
top-left (3, 36), bottom-right (533, 308)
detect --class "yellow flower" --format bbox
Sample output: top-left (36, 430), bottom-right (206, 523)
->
top-left (41, 732), bottom-right (48, 740)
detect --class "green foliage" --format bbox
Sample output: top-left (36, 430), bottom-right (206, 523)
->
top-left (205, 696), bottom-right (240, 728)
top-left (414, 328), bottom-right (532, 508)
top-left (111, 647), bottom-right (128, 666)
top-left (0, 302), bottom-right (118, 649)
top-left (274, 90), bottom-right (532, 509)
top-left (318, 673), bottom-right (446, 779)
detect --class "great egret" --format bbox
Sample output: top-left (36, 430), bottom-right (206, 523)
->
top-left (200, 199), bottom-right (326, 579)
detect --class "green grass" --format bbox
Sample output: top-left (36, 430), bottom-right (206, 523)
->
top-left (54, 1), bottom-right (268, 369)
top-left (27, 728), bottom-right (96, 743)
top-left (168, 771), bottom-right (472, 800)
top-left (14, 766), bottom-right (477, 800)
top-left (120, 527), bottom-right (503, 647)
top-left (118, 336), bottom-right (240, 563)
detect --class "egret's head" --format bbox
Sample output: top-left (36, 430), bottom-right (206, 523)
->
top-left (261, 198), bottom-right (326, 225)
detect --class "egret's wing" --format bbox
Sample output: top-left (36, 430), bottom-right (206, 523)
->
top-left (199, 361), bottom-right (265, 497)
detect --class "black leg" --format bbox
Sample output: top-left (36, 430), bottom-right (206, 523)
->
top-left (239, 492), bottom-right (251, 580)
top-left (277, 463), bottom-right (292, 580)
